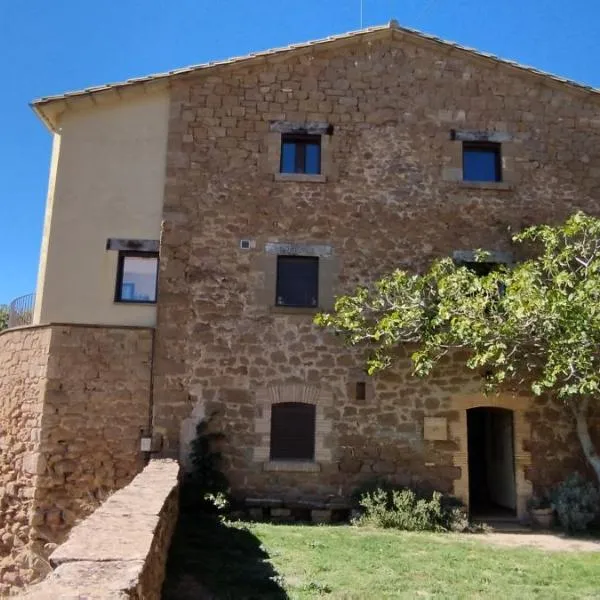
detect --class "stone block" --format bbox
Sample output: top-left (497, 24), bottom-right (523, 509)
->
top-left (245, 497), bottom-right (282, 508)
top-left (350, 509), bottom-right (362, 522)
top-left (424, 417), bottom-right (448, 441)
top-left (311, 509), bottom-right (332, 524)
top-left (327, 498), bottom-right (352, 511)
top-left (338, 457), bottom-right (362, 473)
top-left (248, 508), bottom-right (263, 520)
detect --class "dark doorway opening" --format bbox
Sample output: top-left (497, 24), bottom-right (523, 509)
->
top-left (467, 407), bottom-right (517, 518)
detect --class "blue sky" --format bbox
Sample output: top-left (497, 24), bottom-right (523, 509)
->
top-left (1, 0), bottom-right (598, 305)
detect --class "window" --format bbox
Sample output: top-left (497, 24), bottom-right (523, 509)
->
top-left (280, 134), bottom-right (321, 175)
top-left (355, 382), bottom-right (366, 401)
top-left (276, 256), bottom-right (319, 308)
top-left (461, 262), bottom-right (497, 277)
top-left (115, 252), bottom-right (158, 303)
top-left (270, 402), bottom-right (316, 461)
top-left (458, 261), bottom-right (507, 299)
top-left (463, 142), bottom-right (502, 182)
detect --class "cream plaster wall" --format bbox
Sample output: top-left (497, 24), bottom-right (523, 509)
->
top-left (33, 92), bottom-right (169, 327)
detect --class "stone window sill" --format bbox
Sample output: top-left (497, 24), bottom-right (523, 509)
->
top-left (270, 306), bottom-right (320, 316)
top-left (457, 181), bottom-right (514, 191)
top-left (263, 461), bottom-right (321, 473)
top-left (274, 173), bottom-right (327, 183)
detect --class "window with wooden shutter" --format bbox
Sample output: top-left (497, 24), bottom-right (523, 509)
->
top-left (270, 402), bottom-right (316, 461)
top-left (275, 255), bottom-right (319, 308)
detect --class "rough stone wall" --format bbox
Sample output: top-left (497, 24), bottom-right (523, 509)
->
top-left (154, 28), bottom-right (600, 501)
top-left (0, 327), bottom-right (51, 592)
top-left (20, 459), bottom-right (179, 600)
top-left (32, 325), bottom-right (153, 548)
top-left (0, 324), bottom-right (153, 595)
top-left (527, 395), bottom-right (600, 489)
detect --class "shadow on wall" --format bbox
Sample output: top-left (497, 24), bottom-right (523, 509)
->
top-left (162, 509), bottom-right (288, 600)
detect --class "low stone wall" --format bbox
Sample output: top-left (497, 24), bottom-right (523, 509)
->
top-left (20, 459), bottom-right (179, 600)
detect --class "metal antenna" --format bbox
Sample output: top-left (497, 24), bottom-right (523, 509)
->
top-left (360, 0), bottom-right (363, 28)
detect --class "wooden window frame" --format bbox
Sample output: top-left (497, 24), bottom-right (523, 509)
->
top-left (269, 402), bottom-right (316, 461)
top-left (462, 141), bottom-right (502, 183)
top-left (280, 133), bottom-right (322, 175)
top-left (275, 255), bottom-right (319, 308)
top-left (114, 251), bottom-right (159, 304)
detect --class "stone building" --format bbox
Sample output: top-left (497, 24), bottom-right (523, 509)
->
top-left (2, 19), bottom-right (600, 590)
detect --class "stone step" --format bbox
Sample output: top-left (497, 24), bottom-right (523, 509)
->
top-left (481, 520), bottom-right (532, 533)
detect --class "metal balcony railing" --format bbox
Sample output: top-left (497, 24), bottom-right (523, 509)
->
top-left (7, 293), bottom-right (35, 329)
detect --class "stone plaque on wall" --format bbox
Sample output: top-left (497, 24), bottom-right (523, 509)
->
top-left (423, 417), bottom-right (448, 441)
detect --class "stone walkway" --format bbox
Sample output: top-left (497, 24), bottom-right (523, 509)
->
top-left (467, 531), bottom-right (600, 552)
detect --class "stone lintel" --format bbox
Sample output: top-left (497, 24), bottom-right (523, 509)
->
top-left (264, 242), bottom-right (333, 257)
top-left (269, 120), bottom-right (332, 135)
top-left (106, 238), bottom-right (160, 253)
top-left (453, 250), bottom-right (513, 264)
top-left (451, 129), bottom-right (512, 143)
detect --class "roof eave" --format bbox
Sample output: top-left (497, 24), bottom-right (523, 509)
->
top-left (31, 102), bottom-right (57, 133)
top-left (29, 20), bottom-right (600, 131)
top-left (29, 23), bottom-right (393, 124)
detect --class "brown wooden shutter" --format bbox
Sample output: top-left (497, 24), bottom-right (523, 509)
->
top-left (275, 256), bottom-right (319, 308)
top-left (270, 402), bottom-right (316, 461)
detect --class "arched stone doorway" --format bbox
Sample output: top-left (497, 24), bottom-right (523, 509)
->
top-left (451, 394), bottom-right (532, 520)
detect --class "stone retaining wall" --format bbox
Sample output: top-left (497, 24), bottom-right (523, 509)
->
top-left (0, 327), bottom-right (51, 592)
top-left (32, 325), bottom-right (153, 546)
top-left (0, 324), bottom-right (153, 595)
top-left (20, 459), bottom-right (179, 600)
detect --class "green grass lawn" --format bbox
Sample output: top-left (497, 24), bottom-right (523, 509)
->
top-left (162, 512), bottom-right (600, 600)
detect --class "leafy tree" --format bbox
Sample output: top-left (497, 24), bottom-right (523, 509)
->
top-left (0, 305), bottom-right (8, 331)
top-left (316, 212), bottom-right (600, 484)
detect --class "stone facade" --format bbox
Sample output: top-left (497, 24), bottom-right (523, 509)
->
top-left (10, 21), bottom-right (598, 597)
top-left (153, 26), bottom-right (600, 515)
top-left (0, 324), bottom-right (153, 594)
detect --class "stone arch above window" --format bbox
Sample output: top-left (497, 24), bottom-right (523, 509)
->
top-left (254, 383), bottom-right (333, 471)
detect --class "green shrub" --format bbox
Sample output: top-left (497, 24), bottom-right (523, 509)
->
top-left (550, 473), bottom-right (600, 533)
top-left (351, 477), bottom-right (404, 505)
top-left (355, 487), bottom-right (472, 532)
